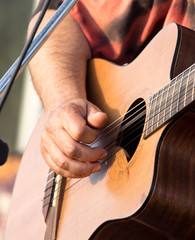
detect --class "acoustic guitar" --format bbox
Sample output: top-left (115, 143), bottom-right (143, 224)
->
top-left (5, 23), bottom-right (195, 240)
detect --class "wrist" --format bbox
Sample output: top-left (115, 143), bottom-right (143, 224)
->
top-left (44, 96), bottom-right (87, 119)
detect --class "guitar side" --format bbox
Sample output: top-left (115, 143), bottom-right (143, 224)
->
top-left (4, 23), bottom-right (195, 240)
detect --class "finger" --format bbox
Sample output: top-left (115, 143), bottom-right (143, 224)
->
top-left (87, 111), bottom-right (108, 129)
top-left (87, 103), bottom-right (108, 129)
top-left (51, 126), bottom-right (107, 162)
top-left (59, 104), bottom-right (101, 144)
top-left (42, 147), bottom-right (90, 178)
top-left (41, 133), bottom-right (102, 178)
top-left (44, 110), bottom-right (108, 162)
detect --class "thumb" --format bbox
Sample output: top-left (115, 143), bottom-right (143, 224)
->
top-left (87, 103), bottom-right (108, 129)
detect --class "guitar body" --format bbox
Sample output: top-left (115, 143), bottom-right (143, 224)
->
top-left (5, 23), bottom-right (195, 240)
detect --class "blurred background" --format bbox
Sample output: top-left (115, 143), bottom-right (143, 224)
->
top-left (0, 0), bottom-right (42, 238)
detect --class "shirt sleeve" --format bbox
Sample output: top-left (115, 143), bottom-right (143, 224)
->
top-left (70, 0), bottom-right (194, 65)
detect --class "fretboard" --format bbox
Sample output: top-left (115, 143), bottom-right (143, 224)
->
top-left (42, 169), bottom-right (57, 221)
top-left (144, 63), bottom-right (195, 138)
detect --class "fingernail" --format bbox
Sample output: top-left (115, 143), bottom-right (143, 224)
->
top-left (99, 151), bottom-right (108, 160)
top-left (92, 164), bottom-right (101, 173)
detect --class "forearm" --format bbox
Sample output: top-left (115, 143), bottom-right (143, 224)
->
top-left (27, 7), bottom-right (107, 178)
top-left (28, 10), bottom-right (91, 116)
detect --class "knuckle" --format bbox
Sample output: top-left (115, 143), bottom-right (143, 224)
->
top-left (52, 165), bottom-right (63, 176)
top-left (57, 158), bottom-right (69, 170)
top-left (40, 143), bottom-right (46, 159)
top-left (45, 121), bottom-right (53, 134)
top-left (41, 131), bottom-right (47, 143)
top-left (66, 143), bottom-right (78, 159)
top-left (89, 129), bottom-right (99, 143)
top-left (72, 124), bottom-right (86, 141)
top-left (57, 107), bottom-right (66, 119)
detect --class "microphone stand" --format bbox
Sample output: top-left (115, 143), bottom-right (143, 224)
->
top-left (0, 0), bottom-right (79, 165)
top-left (0, 0), bottom-right (79, 93)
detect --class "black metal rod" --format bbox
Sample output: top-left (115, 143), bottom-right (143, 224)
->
top-left (0, 0), bottom-right (79, 93)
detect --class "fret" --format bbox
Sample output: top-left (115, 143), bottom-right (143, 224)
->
top-left (44, 170), bottom-right (56, 199)
top-left (192, 64), bottom-right (195, 100)
top-left (44, 175), bottom-right (67, 239)
top-left (164, 81), bottom-right (175, 121)
top-left (169, 78), bottom-right (176, 119)
top-left (158, 85), bottom-right (169, 125)
top-left (155, 88), bottom-right (164, 128)
top-left (185, 64), bottom-right (195, 105)
top-left (171, 74), bottom-right (182, 116)
top-left (145, 84), bottom-right (170, 137)
top-left (42, 170), bottom-right (57, 221)
top-left (184, 69), bottom-right (191, 107)
top-left (192, 71), bottom-right (195, 101)
top-left (178, 69), bottom-right (190, 111)
top-left (144, 64), bottom-right (194, 139)
top-left (145, 95), bottom-right (154, 136)
top-left (188, 73), bottom-right (195, 103)
top-left (163, 84), bottom-right (170, 123)
top-left (151, 91), bottom-right (159, 131)
top-left (146, 88), bottom-right (165, 135)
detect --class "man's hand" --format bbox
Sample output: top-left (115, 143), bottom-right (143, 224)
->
top-left (41, 98), bottom-right (108, 178)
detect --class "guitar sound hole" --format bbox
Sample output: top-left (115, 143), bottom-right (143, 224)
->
top-left (117, 98), bottom-right (146, 162)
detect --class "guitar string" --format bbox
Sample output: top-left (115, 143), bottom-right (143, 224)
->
top-left (42, 65), bottom-right (194, 198)
top-left (43, 86), bottom-right (194, 207)
top-left (42, 111), bottom-right (146, 202)
top-left (42, 74), bottom-right (194, 205)
top-left (45, 64), bottom-right (194, 176)
top-left (42, 71), bottom-right (191, 201)
top-left (43, 171), bottom-right (56, 193)
top-left (42, 107), bottom-right (146, 199)
top-left (86, 64), bottom-right (194, 147)
top-left (43, 96), bottom-right (195, 208)
top-left (88, 63), bottom-right (191, 151)
top-left (42, 112), bottom-right (146, 203)
top-left (100, 64), bottom-right (194, 143)
top-left (42, 112), bottom-right (145, 203)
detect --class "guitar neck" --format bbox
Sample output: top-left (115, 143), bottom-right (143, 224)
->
top-left (144, 63), bottom-right (195, 138)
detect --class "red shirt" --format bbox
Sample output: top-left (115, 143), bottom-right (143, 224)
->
top-left (70, 0), bottom-right (194, 65)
